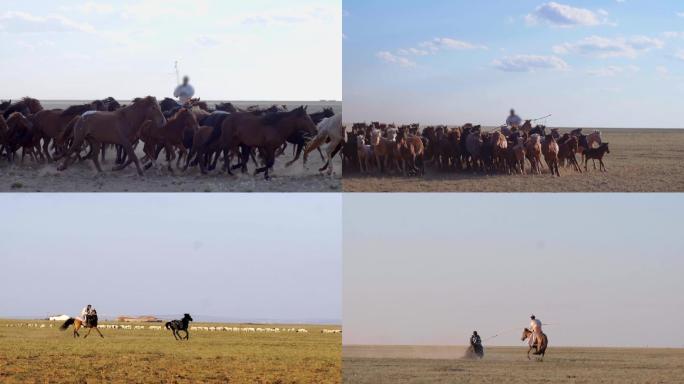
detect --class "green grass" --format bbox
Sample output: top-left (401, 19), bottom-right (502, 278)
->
top-left (0, 320), bottom-right (340, 383)
top-left (343, 346), bottom-right (684, 383)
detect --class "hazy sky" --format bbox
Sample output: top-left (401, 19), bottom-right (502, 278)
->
top-left (0, 0), bottom-right (341, 101)
top-left (344, 194), bottom-right (684, 348)
top-left (344, 0), bottom-right (684, 128)
top-left (0, 194), bottom-right (341, 323)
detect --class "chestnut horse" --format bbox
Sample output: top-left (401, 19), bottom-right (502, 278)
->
top-left (33, 102), bottom-right (104, 161)
top-left (57, 96), bottom-right (166, 176)
top-left (211, 106), bottom-right (318, 179)
top-left (140, 108), bottom-right (199, 171)
top-left (542, 135), bottom-right (560, 177)
top-left (525, 134), bottom-right (543, 175)
top-left (521, 328), bottom-right (548, 361)
top-left (60, 311), bottom-right (104, 339)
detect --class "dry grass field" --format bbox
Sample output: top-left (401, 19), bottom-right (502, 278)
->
top-left (343, 129), bottom-right (684, 192)
top-left (343, 345), bottom-right (684, 384)
top-left (0, 320), bottom-right (341, 383)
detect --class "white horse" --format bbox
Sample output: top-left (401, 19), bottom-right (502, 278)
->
top-left (303, 114), bottom-right (343, 176)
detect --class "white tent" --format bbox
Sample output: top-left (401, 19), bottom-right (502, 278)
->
top-left (49, 315), bottom-right (70, 321)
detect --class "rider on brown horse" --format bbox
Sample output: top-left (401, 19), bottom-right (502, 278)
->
top-left (529, 315), bottom-right (542, 347)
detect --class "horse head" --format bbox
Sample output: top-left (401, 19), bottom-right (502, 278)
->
top-left (521, 328), bottom-right (532, 341)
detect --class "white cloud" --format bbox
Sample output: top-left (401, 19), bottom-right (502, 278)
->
top-left (395, 37), bottom-right (486, 59)
top-left (235, 5), bottom-right (335, 26)
top-left (526, 2), bottom-right (609, 27)
top-left (663, 31), bottom-right (684, 39)
top-left (492, 54), bottom-right (568, 72)
top-left (193, 35), bottom-right (221, 47)
top-left (586, 65), bottom-right (639, 77)
top-left (376, 51), bottom-right (416, 68)
top-left (122, 0), bottom-right (210, 21)
top-left (79, 2), bottom-right (115, 15)
top-left (0, 11), bottom-right (95, 33)
top-left (553, 35), bottom-right (664, 58)
top-left (677, 12), bottom-right (684, 18)
top-left (656, 66), bottom-right (669, 76)
top-left (674, 50), bottom-right (684, 62)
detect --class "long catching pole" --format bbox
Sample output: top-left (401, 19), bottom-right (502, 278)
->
top-left (174, 61), bottom-right (180, 85)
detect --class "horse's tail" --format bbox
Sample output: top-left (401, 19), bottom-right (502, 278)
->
top-left (303, 131), bottom-right (329, 163)
top-left (60, 318), bottom-right (75, 330)
top-left (54, 116), bottom-right (84, 160)
top-left (204, 121), bottom-right (223, 149)
top-left (165, 321), bottom-right (172, 330)
top-left (182, 128), bottom-right (194, 150)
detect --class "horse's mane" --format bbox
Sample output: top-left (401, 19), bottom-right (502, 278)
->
top-left (260, 106), bottom-right (306, 125)
top-left (62, 103), bottom-right (94, 116)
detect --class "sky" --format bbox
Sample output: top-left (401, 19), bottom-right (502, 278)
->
top-left (343, 194), bottom-right (684, 348)
top-left (344, 0), bottom-right (684, 128)
top-left (0, 0), bottom-right (341, 101)
top-left (0, 194), bottom-right (342, 324)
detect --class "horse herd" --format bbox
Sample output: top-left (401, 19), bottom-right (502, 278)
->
top-left (344, 120), bottom-right (611, 177)
top-left (0, 97), bottom-right (342, 180)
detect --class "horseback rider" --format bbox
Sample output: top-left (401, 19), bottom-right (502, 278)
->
top-left (506, 108), bottom-right (522, 129)
top-left (78, 305), bottom-right (92, 323)
top-left (529, 315), bottom-right (543, 347)
top-left (173, 76), bottom-right (195, 105)
top-left (470, 331), bottom-right (482, 348)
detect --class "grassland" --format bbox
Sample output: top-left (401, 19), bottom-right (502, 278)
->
top-left (0, 319), bottom-right (340, 383)
top-left (343, 345), bottom-right (684, 383)
top-left (343, 128), bottom-right (684, 192)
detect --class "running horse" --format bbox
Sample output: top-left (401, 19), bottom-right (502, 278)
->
top-left (521, 328), bottom-right (548, 361)
top-left (60, 310), bottom-right (104, 339)
top-left (56, 96), bottom-right (166, 176)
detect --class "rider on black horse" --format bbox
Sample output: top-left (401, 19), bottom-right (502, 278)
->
top-left (470, 330), bottom-right (484, 358)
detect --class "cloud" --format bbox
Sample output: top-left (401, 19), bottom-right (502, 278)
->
top-left (663, 31), bottom-right (684, 39)
top-left (656, 66), bottom-right (669, 77)
top-left (586, 65), bottom-right (639, 77)
top-left (78, 2), bottom-right (115, 15)
top-left (376, 51), bottom-right (416, 68)
top-left (526, 2), bottom-right (610, 27)
top-left (492, 54), bottom-right (568, 72)
top-left (193, 35), bottom-right (221, 47)
top-left (393, 37), bottom-right (486, 61)
top-left (0, 11), bottom-right (95, 33)
top-left (674, 50), bottom-right (684, 62)
top-left (236, 5), bottom-right (335, 26)
top-left (122, 0), bottom-right (210, 21)
top-left (553, 35), bottom-right (664, 58)
top-left (677, 12), bottom-right (684, 18)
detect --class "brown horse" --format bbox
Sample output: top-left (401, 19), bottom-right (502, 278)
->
top-left (396, 131), bottom-right (425, 176)
top-left (60, 312), bottom-right (104, 339)
top-left (140, 108), bottom-right (199, 171)
top-left (542, 135), bottom-right (560, 177)
top-left (32, 102), bottom-right (104, 161)
top-left (491, 130), bottom-right (508, 173)
top-left (558, 135), bottom-right (582, 173)
top-left (57, 96), bottom-right (166, 175)
top-left (2, 97), bottom-right (43, 119)
top-left (211, 106), bottom-right (318, 179)
top-left (522, 328), bottom-right (548, 361)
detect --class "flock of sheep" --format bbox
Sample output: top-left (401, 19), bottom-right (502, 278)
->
top-left (4, 322), bottom-right (341, 334)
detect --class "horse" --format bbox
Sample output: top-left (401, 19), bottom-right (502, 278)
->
top-left (584, 142), bottom-right (610, 172)
top-left (56, 96), bottom-right (166, 176)
top-left (210, 106), bottom-right (318, 180)
top-left (356, 134), bottom-right (374, 173)
top-left (521, 328), bottom-right (548, 361)
top-left (0, 99), bottom-right (11, 112)
top-left (525, 134), bottom-right (543, 175)
top-left (5, 112), bottom-right (42, 163)
top-left (33, 102), bottom-right (105, 161)
top-left (396, 130), bottom-right (425, 176)
top-left (140, 107), bottom-right (198, 171)
top-left (2, 97), bottom-right (43, 119)
top-left (215, 102), bottom-right (239, 113)
top-left (60, 311), bottom-right (104, 339)
top-left (165, 313), bottom-right (193, 340)
top-left (558, 135), bottom-right (582, 173)
top-left (491, 130), bottom-right (508, 173)
top-left (303, 114), bottom-right (343, 176)
top-left (542, 135), bottom-right (560, 177)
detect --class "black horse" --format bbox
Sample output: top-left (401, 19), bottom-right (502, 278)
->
top-left (165, 313), bottom-right (193, 340)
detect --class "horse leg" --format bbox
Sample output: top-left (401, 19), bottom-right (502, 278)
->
top-left (285, 143), bottom-right (303, 167)
top-left (42, 138), bottom-right (54, 162)
top-left (600, 159), bottom-right (606, 172)
top-left (88, 139), bottom-right (103, 173)
top-left (123, 141), bottom-right (144, 176)
top-left (95, 327), bottom-right (104, 338)
top-left (84, 327), bottom-right (92, 339)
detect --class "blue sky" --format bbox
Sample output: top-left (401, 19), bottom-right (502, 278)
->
top-left (344, 0), bottom-right (684, 128)
top-left (344, 194), bottom-right (684, 348)
top-left (0, 194), bottom-right (342, 323)
top-left (0, 0), bottom-right (341, 101)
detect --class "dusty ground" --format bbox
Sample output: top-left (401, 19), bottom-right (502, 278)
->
top-left (0, 319), bottom-right (341, 383)
top-left (343, 129), bottom-right (684, 192)
top-left (343, 345), bottom-right (684, 383)
top-left (0, 149), bottom-right (341, 192)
